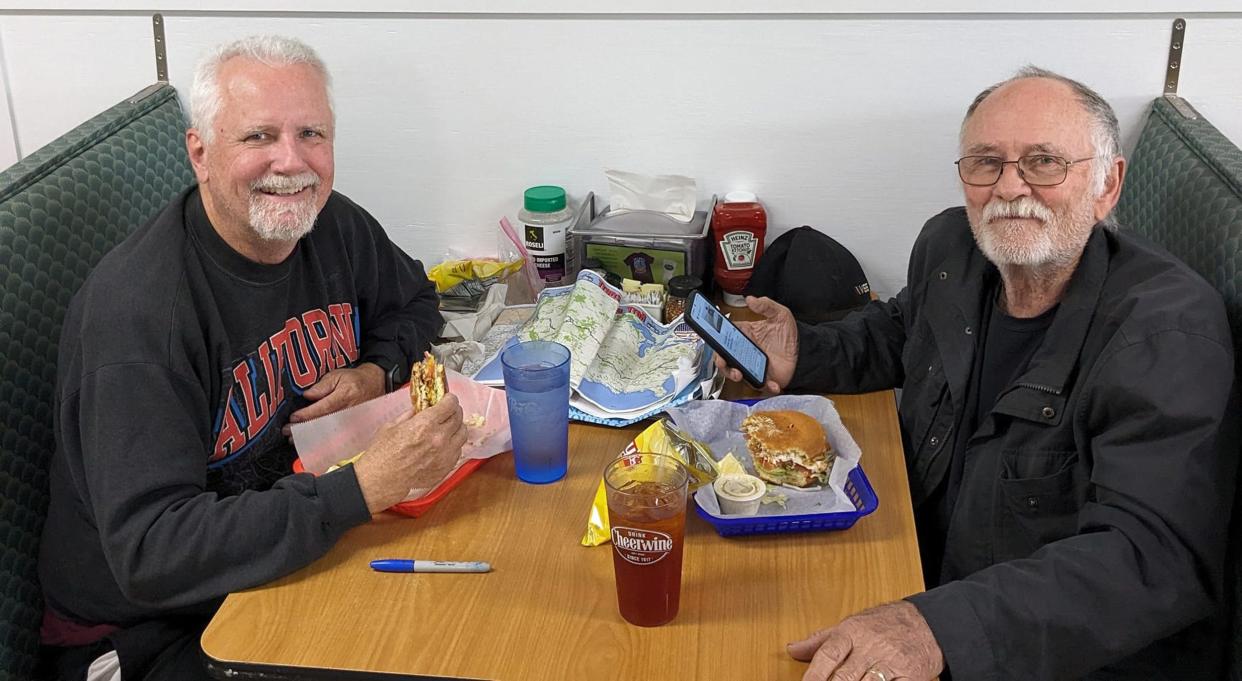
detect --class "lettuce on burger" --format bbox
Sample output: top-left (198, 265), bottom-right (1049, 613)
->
top-left (740, 410), bottom-right (833, 488)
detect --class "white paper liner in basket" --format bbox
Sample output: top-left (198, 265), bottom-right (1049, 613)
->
top-left (664, 395), bottom-right (862, 517)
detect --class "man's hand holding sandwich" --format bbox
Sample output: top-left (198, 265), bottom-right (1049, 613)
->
top-left (349, 353), bottom-right (466, 514)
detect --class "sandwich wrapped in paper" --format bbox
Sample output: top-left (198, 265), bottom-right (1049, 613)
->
top-left (323, 353), bottom-right (446, 473)
top-left (292, 366), bottom-right (511, 504)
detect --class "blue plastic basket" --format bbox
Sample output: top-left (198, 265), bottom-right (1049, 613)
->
top-left (695, 466), bottom-right (879, 537)
top-left (693, 397), bottom-right (880, 537)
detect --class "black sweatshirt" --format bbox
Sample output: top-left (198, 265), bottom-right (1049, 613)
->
top-left (39, 187), bottom-right (442, 627)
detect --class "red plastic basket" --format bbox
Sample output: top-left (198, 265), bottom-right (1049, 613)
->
top-left (292, 456), bottom-right (490, 518)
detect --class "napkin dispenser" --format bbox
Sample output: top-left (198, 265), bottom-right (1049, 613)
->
top-left (569, 192), bottom-right (716, 286)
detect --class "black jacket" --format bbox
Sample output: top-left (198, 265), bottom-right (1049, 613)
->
top-left (790, 207), bottom-right (1237, 680)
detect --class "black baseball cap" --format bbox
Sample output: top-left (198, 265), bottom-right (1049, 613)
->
top-left (744, 226), bottom-right (871, 322)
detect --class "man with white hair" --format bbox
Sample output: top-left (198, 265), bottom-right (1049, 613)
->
top-left (720, 67), bottom-right (1237, 680)
top-left (39, 36), bottom-right (465, 680)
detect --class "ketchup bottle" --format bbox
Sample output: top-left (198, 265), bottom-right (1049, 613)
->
top-left (711, 191), bottom-right (767, 306)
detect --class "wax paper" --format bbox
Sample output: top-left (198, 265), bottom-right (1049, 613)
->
top-left (291, 369), bottom-right (511, 501)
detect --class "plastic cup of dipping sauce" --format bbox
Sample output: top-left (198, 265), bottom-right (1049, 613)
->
top-left (712, 474), bottom-right (766, 515)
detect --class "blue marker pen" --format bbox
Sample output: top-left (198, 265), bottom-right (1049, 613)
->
top-left (369, 559), bottom-right (491, 573)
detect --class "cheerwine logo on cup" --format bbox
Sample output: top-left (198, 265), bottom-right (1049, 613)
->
top-left (611, 526), bottom-right (673, 565)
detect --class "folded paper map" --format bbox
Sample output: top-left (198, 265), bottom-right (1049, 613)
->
top-left (472, 270), bottom-right (704, 418)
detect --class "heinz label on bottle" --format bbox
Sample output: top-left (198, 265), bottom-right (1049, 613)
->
top-left (720, 230), bottom-right (759, 271)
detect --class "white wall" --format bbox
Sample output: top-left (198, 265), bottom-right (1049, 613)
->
top-left (2, 7), bottom-right (1240, 297)
top-left (0, 28), bottom-right (18, 169)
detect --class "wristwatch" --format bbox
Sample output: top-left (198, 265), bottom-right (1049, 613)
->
top-left (375, 360), bottom-right (401, 394)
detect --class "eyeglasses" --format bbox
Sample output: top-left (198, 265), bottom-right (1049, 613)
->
top-left (955, 154), bottom-right (1095, 187)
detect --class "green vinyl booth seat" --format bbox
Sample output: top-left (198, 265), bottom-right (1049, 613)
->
top-left (1115, 96), bottom-right (1242, 364)
top-left (0, 83), bottom-right (194, 681)
top-left (1114, 95), bottom-right (1242, 680)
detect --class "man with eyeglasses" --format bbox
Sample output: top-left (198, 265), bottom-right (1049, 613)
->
top-left (719, 67), bottom-right (1236, 680)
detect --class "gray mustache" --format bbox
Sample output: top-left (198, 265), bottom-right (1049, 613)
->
top-left (251, 172), bottom-right (320, 194)
top-left (982, 197), bottom-right (1053, 223)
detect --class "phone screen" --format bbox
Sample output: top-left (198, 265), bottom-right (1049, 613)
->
top-left (687, 292), bottom-right (768, 386)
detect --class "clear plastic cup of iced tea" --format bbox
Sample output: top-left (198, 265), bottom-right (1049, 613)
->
top-left (603, 452), bottom-right (690, 627)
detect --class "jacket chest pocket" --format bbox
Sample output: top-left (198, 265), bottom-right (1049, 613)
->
top-left (994, 450), bottom-right (1085, 562)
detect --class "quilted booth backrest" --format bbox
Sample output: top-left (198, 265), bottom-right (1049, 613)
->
top-left (1115, 96), bottom-right (1242, 367)
top-left (1114, 95), bottom-right (1242, 680)
top-left (0, 83), bottom-right (193, 681)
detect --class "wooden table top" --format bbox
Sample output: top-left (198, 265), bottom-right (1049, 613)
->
top-left (201, 389), bottom-right (924, 680)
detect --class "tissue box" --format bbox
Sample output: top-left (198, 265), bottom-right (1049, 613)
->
top-left (569, 192), bottom-right (716, 286)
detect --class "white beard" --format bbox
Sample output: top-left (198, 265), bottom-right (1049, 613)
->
top-left (248, 172), bottom-right (321, 242)
top-left (969, 195), bottom-right (1095, 268)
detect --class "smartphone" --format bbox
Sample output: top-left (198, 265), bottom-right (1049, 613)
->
top-left (684, 290), bottom-right (769, 389)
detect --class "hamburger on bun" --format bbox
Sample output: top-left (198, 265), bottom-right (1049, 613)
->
top-left (740, 410), bottom-right (833, 488)
top-left (410, 352), bottom-right (448, 413)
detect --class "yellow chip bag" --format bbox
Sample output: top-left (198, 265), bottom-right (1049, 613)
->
top-left (428, 258), bottom-right (524, 296)
top-left (581, 418), bottom-right (717, 546)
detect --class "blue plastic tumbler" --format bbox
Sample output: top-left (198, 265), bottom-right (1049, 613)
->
top-left (501, 340), bottom-right (571, 483)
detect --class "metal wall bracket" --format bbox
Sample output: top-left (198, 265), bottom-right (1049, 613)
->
top-left (153, 13), bottom-right (168, 83)
top-left (1162, 17), bottom-right (1198, 120)
top-left (125, 14), bottom-right (170, 104)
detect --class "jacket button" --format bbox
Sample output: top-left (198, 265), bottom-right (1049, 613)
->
top-left (939, 271), bottom-right (948, 280)
top-left (1041, 406), bottom-right (1056, 419)
top-left (965, 326), bottom-right (973, 335)
top-left (1026, 496), bottom-right (1040, 510)
top-left (929, 435), bottom-right (940, 447)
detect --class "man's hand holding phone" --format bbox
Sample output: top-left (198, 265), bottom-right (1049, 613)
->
top-left (683, 291), bottom-right (798, 394)
top-left (711, 295), bottom-right (798, 394)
